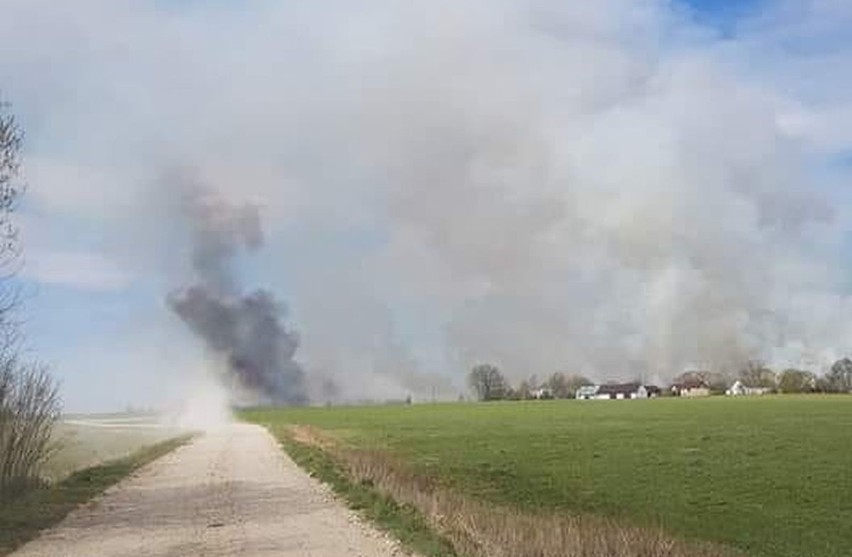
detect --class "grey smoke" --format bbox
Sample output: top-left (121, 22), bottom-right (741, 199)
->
top-left (167, 188), bottom-right (307, 405)
top-left (4, 1), bottom-right (852, 410)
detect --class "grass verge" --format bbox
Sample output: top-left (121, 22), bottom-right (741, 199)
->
top-left (276, 427), bottom-right (458, 557)
top-left (0, 434), bottom-right (193, 555)
top-left (268, 424), bottom-right (739, 557)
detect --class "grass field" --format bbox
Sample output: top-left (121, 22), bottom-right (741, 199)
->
top-left (245, 395), bottom-right (852, 557)
top-left (43, 415), bottom-right (184, 482)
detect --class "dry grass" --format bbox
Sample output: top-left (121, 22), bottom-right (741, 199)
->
top-left (43, 418), bottom-right (184, 483)
top-left (287, 424), bottom-right (339, 450)
top-left (289, 425), bottom-right (741, 557)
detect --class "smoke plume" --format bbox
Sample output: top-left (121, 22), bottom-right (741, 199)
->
top-left (166, 187), bottom-right (307, 405)
top-left (4, 1), bottom-right (852, 409)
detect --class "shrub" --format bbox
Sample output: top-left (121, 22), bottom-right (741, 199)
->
top-left (0, 360), bottom-right (61, 498)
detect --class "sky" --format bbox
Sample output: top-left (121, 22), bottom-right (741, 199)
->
top-left (2, 0), bottom-right (852, 411)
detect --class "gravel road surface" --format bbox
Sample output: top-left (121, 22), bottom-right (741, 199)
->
top-left (13, 423), bottom-right (403, 557)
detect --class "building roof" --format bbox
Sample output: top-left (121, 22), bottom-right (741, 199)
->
top-left (671, 380), bottom-right (709, 390)
top-left (598, 382), bottom-right (643, 395)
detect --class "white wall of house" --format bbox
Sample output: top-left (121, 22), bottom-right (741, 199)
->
top-left (726, 381), bottom-right (771, 396)
top-left (582, 385), bottom-right (653, 400)
top-left (681, 387), bottom-right (710, 397)
top-left (576, 386), bottom-right (600, 399)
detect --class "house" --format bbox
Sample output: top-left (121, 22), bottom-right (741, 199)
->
top-left (576, 383), bottom-right (659, 400)
top-left (597, 383), bottom-right (648, 400)
top-left (575, 385), bottom-right (600, 400)
top-left (531, 387), bottom-right (553, 400)
top-left (726, 380), bottom-right (771, 396)
top-left (670, 380), bottom-right (711, 397)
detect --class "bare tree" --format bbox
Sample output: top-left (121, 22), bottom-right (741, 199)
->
top-left (515, 378), bottom-right (533, 400)
top-left (468, 364), bottom-right (508, 401)
top-left (546, 372), bottom-right (568, 398)
top-left (546, 372), bottom-right (592, 399)
top-left (778, 369), bottom-right (817, 394)
top-left (566, 374), bottom-right (593, 398)
top-left (0, 101), bottom-right (22, 276)
top-left (0, 100), bottom-right (60, 499)
top-left (825, 358), bottom-right (852, 393)
top-left (738, 360), bottom-right (777, 390)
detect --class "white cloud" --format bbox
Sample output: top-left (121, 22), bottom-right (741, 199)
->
top-left (23, 157), bottom-right (143, 218)
top-left (22, 250), bottom-right (132, 291)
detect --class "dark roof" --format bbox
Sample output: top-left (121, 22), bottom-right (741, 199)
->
top-left (598, 382), bottom-right (642, 395)
top-left (671, 380), bottom-right (709, 390)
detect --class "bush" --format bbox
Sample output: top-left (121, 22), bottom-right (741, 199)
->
top-left (0, 360), bottom-right (61, 498)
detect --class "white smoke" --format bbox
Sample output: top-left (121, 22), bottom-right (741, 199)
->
top-left (2, 1), bottom-right (852, 406)
top-left (165, 365), bottom-right (233, 432)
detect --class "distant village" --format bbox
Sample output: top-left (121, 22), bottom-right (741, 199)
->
top-left (466, 358), bottom-right (852, 402)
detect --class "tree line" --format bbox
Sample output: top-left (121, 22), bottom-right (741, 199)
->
top-left (673, 359), bottom-right (852, 394)
top-left (467, 358), bottom-right (852, 401)
top-left (467, 364), bottom-right (593, 401)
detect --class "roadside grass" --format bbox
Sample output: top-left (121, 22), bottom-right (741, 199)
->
top-left (0, 434), bottom-right (193, 555)
top-left (243, 395), bottom-right (852, 557)
top-left (276, 428), bottom-right (458, 557)
top-left (274, 424), bottom-right (736, 557)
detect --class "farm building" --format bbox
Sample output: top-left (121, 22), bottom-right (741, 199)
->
top-left (597, 383), bottom-right (648, 400)
top-left (575, 385), bottom-right (600, 400)
top-left (577, 383), bottom-right (660, 400)
top-left (645, 385), bottom-right (662, 398)
top-left (726, 380), bottom-right (771, 396)
top-left (670, 380), bottom-right (711, 397)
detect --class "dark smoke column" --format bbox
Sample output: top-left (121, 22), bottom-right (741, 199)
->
top-left (167, 187), bottom-right (307, 405)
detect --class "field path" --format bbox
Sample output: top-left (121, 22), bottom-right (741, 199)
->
top-left (12, 423), bottom-right (402, 557)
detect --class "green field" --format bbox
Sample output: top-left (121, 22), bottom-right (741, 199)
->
top-left (245, 396), bottom-right (852, 557)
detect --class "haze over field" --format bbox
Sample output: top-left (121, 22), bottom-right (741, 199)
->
top-left (2, 1), bottom-right (852, 409)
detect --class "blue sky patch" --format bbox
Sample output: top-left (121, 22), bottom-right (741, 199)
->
top-left (678, 0), bottom-right (767, 36)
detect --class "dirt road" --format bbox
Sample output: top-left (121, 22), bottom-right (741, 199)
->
top-left (13, 423), bottom-right (403, 557)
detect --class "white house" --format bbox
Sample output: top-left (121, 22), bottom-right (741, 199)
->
top-left (670, 380), bottom-right (711, 397)
top-left (575, 385), bottom-right (600, 400)
top-left (577, 383), bottom-right (651, 400)
top-left (531, 387), bottom-right (553, 399)
top-left (600, 383), bottom-right (648, 399)
top-left (726, 380), bottom-right (771, 396)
